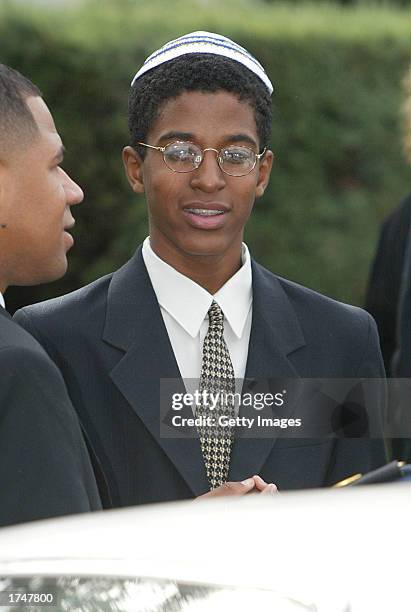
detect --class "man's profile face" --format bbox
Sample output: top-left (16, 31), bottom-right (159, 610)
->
top-left (0, 96), bottom-right (83, 288)
top-left (124, 90), bottom-right (273, 267)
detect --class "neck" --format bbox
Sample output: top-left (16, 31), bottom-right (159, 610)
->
top-left (150, 238), bottom-right (243, 294)
top-left (178, 255), bottom-right (242, 294)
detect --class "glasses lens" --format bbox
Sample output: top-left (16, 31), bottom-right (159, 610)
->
top-left (163, 142), bottom-right (201, 173)
top-left (220, 146), bottom-right (256, 176)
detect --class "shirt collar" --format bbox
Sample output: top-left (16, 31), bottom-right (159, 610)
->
top-left (0, 292), bottom-right (5, 309)
top-left (142, 237), bottom-right (252, 339)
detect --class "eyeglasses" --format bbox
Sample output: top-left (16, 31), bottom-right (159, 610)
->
top-left (137, 140), bottom-right (267, 177)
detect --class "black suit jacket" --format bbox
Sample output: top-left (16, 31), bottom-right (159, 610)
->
top-left (396, 227), bottom-right (411, 377)
top-left (390, 228), bottom-right (411, 463)
top-left (365, 196), bottom-right (411, 461)
top-left (0, 307), bottom-right (101, 527)
top-left (365, 194), bottom-right (411, 375)
top-left (14, 249), bottom-right (387, 507)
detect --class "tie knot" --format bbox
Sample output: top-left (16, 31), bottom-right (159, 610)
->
top-left (208, 300), bottom-right (224, 333)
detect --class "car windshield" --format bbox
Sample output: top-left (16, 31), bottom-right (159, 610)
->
top-left (0, 575), bottom-right (315, 611)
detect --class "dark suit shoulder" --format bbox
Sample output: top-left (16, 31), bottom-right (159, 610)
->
top-left (14, 271), bottom-right (114, 344)
top-left (0, 309), bottom-right (56, 356)
top-left (283, 275), bottom-right (370, 327)
top-left (252, 262), bottom-right (381, 380)
top-left (256, 262), bottom-right (373, 333)
top-left (14, 251), bottom-right (144, 351)
top-left (17, 271), bottom-right (113, 321)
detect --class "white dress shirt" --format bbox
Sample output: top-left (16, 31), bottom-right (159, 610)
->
top-left (0, 293), bottom-right (5, 309)
top-left (142, 237), bottom-right (252, 395)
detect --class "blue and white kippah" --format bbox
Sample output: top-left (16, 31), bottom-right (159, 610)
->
top-left (131, 31), bottom-right (273, 95)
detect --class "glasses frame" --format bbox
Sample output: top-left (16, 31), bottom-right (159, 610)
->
top-left (137, 140), bottom-right (267, 177)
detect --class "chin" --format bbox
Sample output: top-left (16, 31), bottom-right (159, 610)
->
top-left (179, 236), bottom-right (234, 258)
top-left (11, 253), bottom-right (68, 287)
top-left (36, 259), bottom-right (68, 284)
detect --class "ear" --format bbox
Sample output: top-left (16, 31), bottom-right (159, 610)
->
top-left (255, 149), bottom-right (274, 199)
top-left (122, 146), bottom-right (145, 194)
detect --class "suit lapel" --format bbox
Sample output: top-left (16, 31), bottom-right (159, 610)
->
top-left (103, 248), bottom-right (208, 497)
top-left (229, 261), bottom-right (306, 481)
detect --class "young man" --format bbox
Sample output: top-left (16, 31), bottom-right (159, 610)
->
top-left (15, 33), bottom-right (387, 507)
top-left (0, 64), bottom-right (101, 526)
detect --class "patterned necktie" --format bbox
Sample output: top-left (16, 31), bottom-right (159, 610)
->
top-left (197, 300), bottom-right (236, 490)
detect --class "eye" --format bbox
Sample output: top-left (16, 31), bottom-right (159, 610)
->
top-left (221, 147), bottom-right (253, 164)
top-left (165, 142), bottom-right (198, 162)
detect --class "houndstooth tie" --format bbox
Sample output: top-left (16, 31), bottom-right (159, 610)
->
top-left (197, 300), bottom-right (235, 490)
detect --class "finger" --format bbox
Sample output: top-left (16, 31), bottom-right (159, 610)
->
top-left (261, 483), bottom-right (278, 496)
top-left (253, 474), bottom-right (268, 491)
top-left (216, 478), bottom-right (256, 496)
top-left (195, 477), bottom-right (255, 499)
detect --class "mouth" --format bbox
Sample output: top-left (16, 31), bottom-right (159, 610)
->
top-left (182, 203), bottom-right (229, 230)
top-left (184, 208), bottom-right (225, 217)
top-left (63, 223), bottom-right (75, 248)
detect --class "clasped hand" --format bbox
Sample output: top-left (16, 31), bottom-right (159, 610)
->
top-left (196, 475), bottom-right (278, 499)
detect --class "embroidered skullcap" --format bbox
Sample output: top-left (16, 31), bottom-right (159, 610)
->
top-left (131, 31), bottom-right (273, 95)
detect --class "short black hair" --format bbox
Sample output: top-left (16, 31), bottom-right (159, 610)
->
top-left (0, 64), bottom-right (42, 159)
top-left (128, 53), bottom-right (272, 159)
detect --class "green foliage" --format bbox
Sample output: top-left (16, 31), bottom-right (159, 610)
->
top-left (2, 0), bottom-right (411, 311)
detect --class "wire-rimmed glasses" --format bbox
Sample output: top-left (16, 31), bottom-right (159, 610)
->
top-left (137, 140), bottom-right (266, 177)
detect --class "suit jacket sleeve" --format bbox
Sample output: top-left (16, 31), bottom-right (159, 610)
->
top-left (325, 312), bottom-right (388, 485)
top-left (364, 195), bottom-right (411, 375)
top-left (394, 228), bottom-right (411, 377)
top-left (0, 344), bottom-right (102, 527)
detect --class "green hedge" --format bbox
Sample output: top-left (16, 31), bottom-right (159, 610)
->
top-left (2, 0), bottom-right (411, 312)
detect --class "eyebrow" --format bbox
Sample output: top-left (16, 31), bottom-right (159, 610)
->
top-left (224, 133), bottom-right (258, 148)
top-left (157, 131), bottom-right (258, 148)
top-left (158, 131), bottom-right (194, 143)
top-left (51, 145), bottom-right (66, 163)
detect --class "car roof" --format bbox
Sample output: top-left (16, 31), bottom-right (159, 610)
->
top-left (0, 484), bottom-right (410, 611)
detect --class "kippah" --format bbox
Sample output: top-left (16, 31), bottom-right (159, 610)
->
top-left (131, 31), bottom-right (273, 95)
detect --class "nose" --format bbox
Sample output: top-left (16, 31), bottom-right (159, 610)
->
top-left (189, 148), bottom-right (226, 193)
top-left (63, 170), bottom-right (84, 206)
